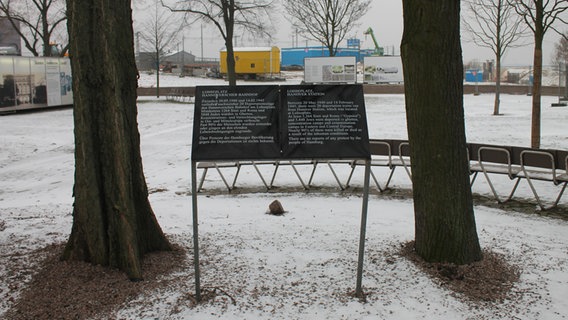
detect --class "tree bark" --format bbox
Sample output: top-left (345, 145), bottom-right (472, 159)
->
top-left (494, 58), bottom-right (502, 115)
top-left (155, 51), bottom-right (160, 98)
top-left (41, 2), bottom-right (51, 56)
top-left (62, 0), bottom-right (172, 280)
top-left (224, 0), bottom-right (237, 87)
top-left (225, 41), bottom-right (237, 86)
top-left (530, 0), bottom-right (544, 149)
top-left (494, 8), bottom-right (502, 116)
top-left (401, 0), bottom-right (482, 264)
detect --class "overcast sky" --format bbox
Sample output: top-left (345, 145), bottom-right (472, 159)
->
top-left (133, 0), bottom-right (565, 67)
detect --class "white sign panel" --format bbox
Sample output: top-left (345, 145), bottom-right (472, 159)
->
top-left (304, 57), bottom-right (357, 84)
top-left (45, 59), bottom-right (62, 107)
top-left (0, 56), bottom-right (73, 112)
top-left (59, 59), bottom-right (73, 106)
top-left (363, 56), bottom-right (404, 84)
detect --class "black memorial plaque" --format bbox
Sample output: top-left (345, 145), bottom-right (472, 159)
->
top-left (191, 84), bottom-right (370, 161)
top-left (281, 85), bottom-right (370, 159)
top-left (192, 86), bottom-right (280, 161)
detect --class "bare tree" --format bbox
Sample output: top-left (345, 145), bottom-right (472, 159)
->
top-left (161, 0), bottom-right (274, 86)
top-left (508, 0), bottom-right (568, 148)
top-left (401, 0), bottom-right (482, 264)
top-left (552, 31), bottom-right (568, 63)
top-left (283, 0), bottom-right (371, 57)
top-left (463, 0), bottom-right (527, 115)
top-left (0, 17), bottom-right (21, 54)
top-left (0, 0), bottom-right (68, 56)
top-left (552, 31), bottom-right (568, 99)
top-left (137, 0), bottom-right (183, 96)
top-left (63, 0), bottom-right (172, 279)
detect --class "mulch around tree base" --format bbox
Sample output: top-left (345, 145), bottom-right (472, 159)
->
top-left (3, 243), bottom-right (188, 320)
top-left (400, 241), bottom-right (521, 303)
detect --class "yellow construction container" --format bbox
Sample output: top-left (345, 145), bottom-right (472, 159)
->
top-left (219, 46), bottom-right (280, 79)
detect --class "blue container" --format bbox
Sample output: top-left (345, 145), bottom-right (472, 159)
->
top-left (281, 47), bottom-right (371, 67)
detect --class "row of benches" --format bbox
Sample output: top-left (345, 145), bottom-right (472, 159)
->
top-left (466, 142), bottom-right (568, 210)
top-left (196, 139), bottom-right (568, 210)
top-left (166, 88), bottom-right (194, 103)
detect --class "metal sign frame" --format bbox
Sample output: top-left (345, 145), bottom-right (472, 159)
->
top-left (191, 85), bottom-right (371, 301)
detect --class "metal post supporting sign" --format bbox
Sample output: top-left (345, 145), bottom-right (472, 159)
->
top-left (191, 161), bottom-right (201, 301)
top-left (356, 159), bottom-right (371, 297)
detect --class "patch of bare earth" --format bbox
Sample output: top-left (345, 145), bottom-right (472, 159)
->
top-left (3, 242), bottom-right (189, 320)
top-left (400, 241), bottom-right (521, 303)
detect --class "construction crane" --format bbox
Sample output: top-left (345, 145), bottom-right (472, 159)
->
top-left (363, 27), bottom-right (384, 56)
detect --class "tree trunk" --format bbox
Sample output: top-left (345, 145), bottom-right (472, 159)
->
top-left (530, 1), bottom-right (544, 149)
top-left (62, 0), bottom-right (172, 280)
top-left (155, 51), bottom-right (160, 98)
top-left (41, 4), bottom-right (51, 57)
top-left (494, 12), bottom-right (502, 116)
top-left (224, 1), bottom-right (237, 86)
top-left (565, 59), bottom-right (568, 99)
top-left (531, 47), bottom-right (542, 148)
top-left (401, 0), bottom-right (482, 264)
top-left (494, 57), bottom-right (501, 115)
top-left (226, 41), bottom-right (237, 86)
top-left (326, 39), bottom-right (336, 57)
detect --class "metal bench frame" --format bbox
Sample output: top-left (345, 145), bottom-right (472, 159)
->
top-left (472, 146), bottom-right (522, 204)
top-left (197, 161), bottom-right (273, 192)
top-left (519, 150), bottom-right (568, 210)
top-left (196, 141), bottom-right (568, 210)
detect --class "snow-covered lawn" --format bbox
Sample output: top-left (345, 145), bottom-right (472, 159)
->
top-left (1, 75), bottom-right (567, 319)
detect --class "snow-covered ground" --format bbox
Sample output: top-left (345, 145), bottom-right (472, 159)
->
top-left (1, 74), bottom-right (568, 319)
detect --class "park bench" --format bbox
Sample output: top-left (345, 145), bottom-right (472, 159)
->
top-left (195, 140), bottom-right (568, 210)
top-left (307, 159), bottom-right (364, 190)
top-left (467, 144), bottom-right (523, 203)
top-left (166, 88), bottom-right (194, 103)
top-left (349, 140), bottom-right (567, 209)
top-left (197, 160), bottom-right (341, 191)
top-left (269, 160), bottom-right (314, 190)
top-left (517, 149), bottom-right (568, 210)
top-left (196, 161), bottom-right (274, 192)
top-left (345, 139), bottom-right (412, 192)
top-left (467, 143), bottom-right (568, 210)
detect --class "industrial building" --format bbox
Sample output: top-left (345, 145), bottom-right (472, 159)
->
top-left (281, 46), bottom-right (374, 69)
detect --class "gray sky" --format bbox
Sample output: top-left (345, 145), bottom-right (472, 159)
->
top-left (135, 0), bottom-right (565, 66)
